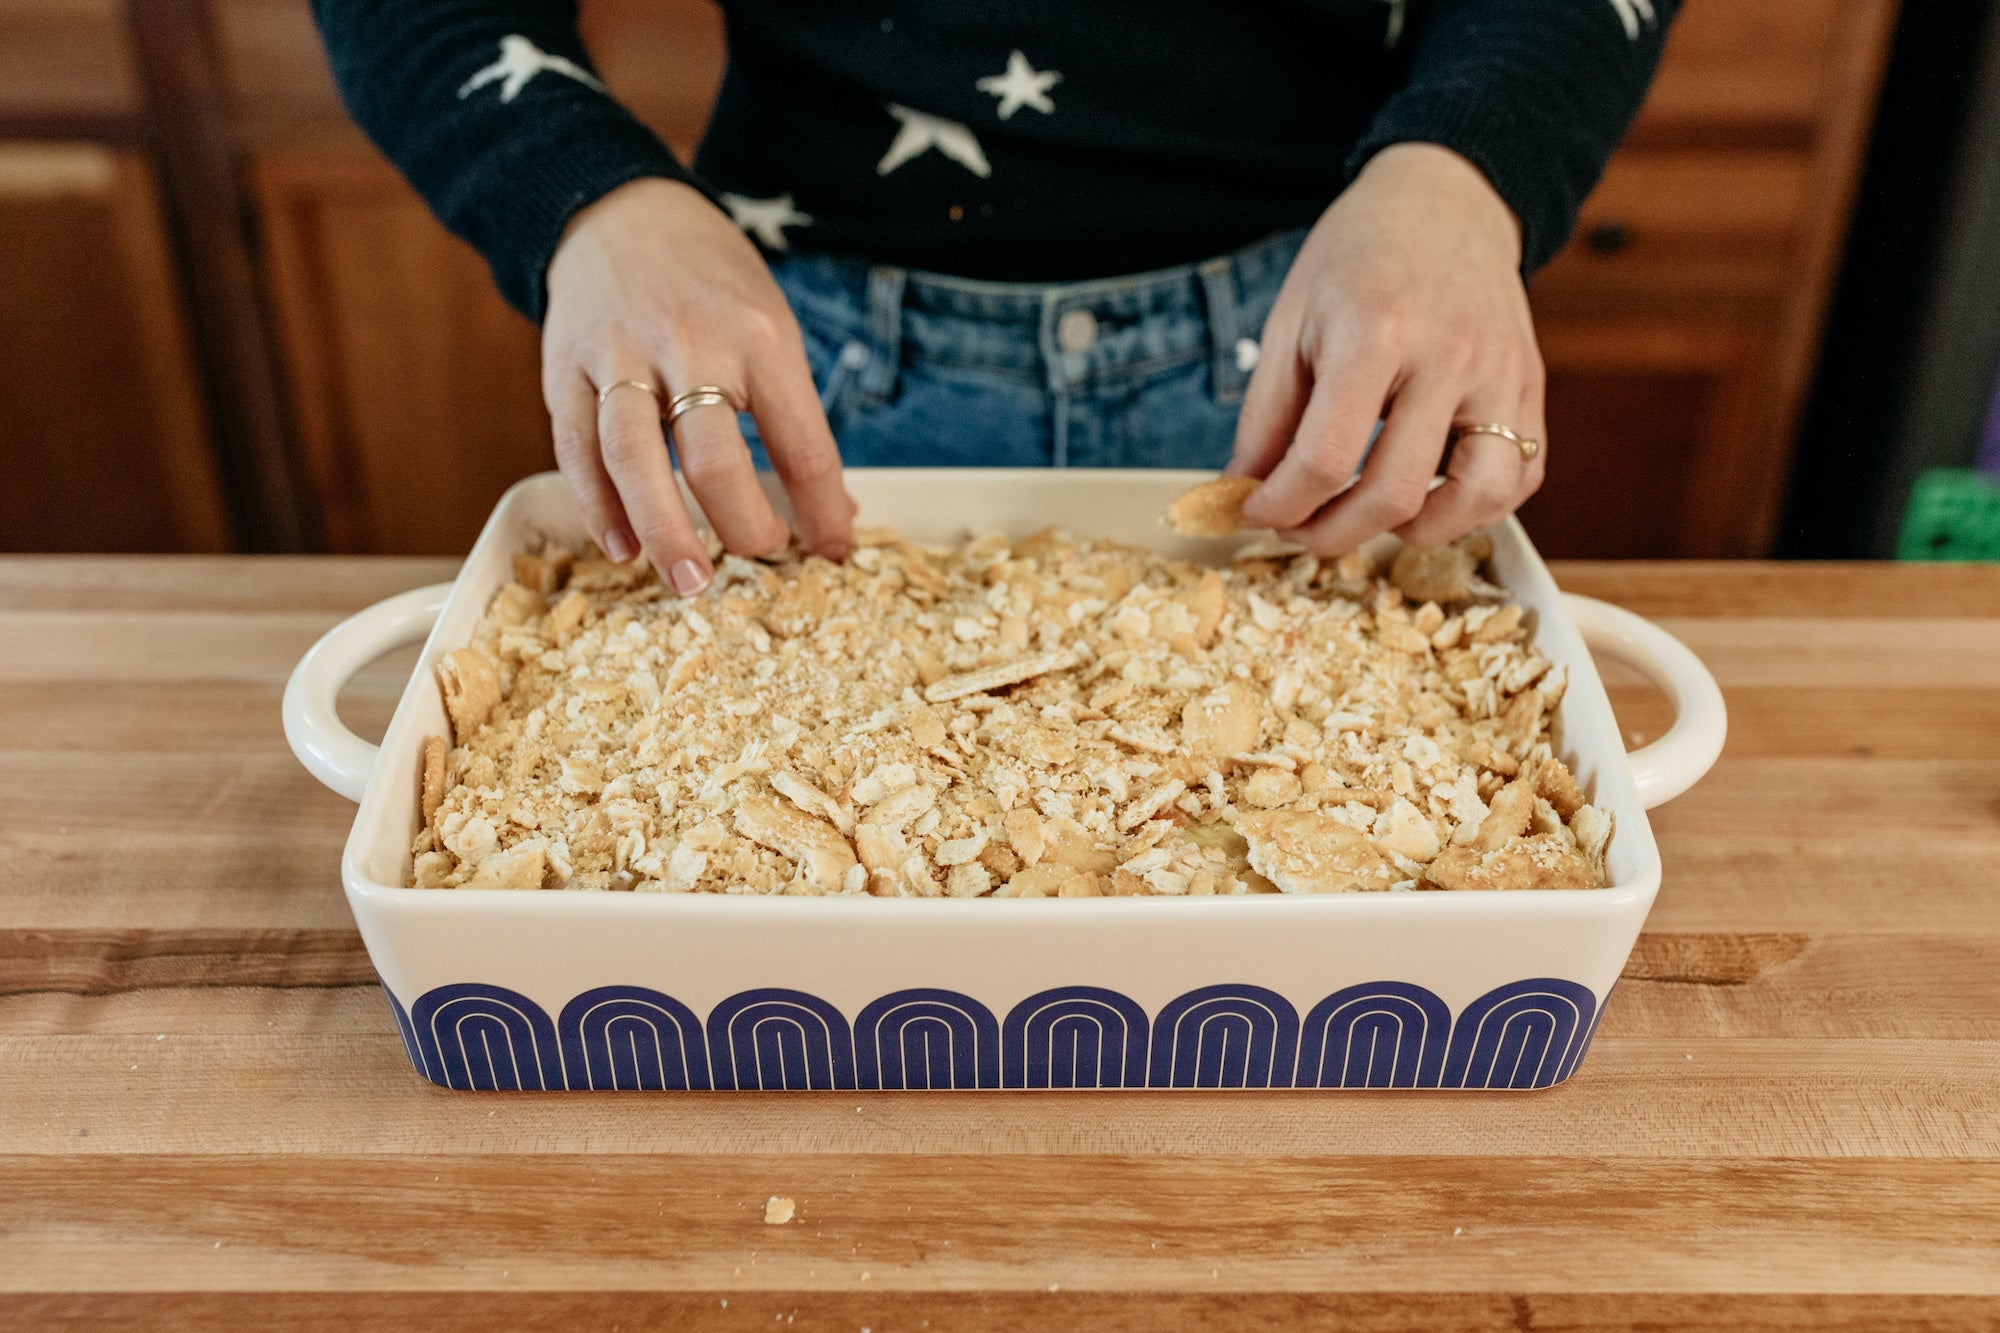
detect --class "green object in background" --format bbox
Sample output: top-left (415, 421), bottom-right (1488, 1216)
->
top-left (1896, 469), bottom-right (2000, 561)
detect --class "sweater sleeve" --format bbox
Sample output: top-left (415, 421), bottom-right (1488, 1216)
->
top-left (311, 0), bottom-right (695, 320)
top-left (1350, 0), bottom-right (1679, 273)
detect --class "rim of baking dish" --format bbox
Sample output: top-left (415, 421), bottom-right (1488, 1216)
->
top-left (341, 470), bottom-right (1665, 912)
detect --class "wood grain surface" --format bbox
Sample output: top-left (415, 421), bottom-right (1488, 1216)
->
top-left (1, 557), bottom-right (1995, 1330)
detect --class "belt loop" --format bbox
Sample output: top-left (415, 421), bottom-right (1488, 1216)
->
top-left (860, 265), bottom-right (907, 406)
top-left (1196, 256), bottom-right (1245, 405)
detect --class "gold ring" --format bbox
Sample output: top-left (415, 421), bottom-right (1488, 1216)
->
top-left (1451, 420), bottom-right (1541, 462)
top-left (595, 378), bottom-right (659, 408)
top-left (665, 385), bottom-right (744, 429)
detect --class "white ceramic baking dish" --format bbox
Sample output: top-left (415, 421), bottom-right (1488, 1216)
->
top-left (285, 470), bottom-right (1724, 1092)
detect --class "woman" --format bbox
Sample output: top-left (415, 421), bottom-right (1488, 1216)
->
top-left (316, 0), bottom-right (1674, 594)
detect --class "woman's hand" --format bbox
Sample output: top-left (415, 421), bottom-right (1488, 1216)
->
top-left (543, 177), bottom-right (855, 594)
top-left (1230, 142), bottom-right (1547, 553)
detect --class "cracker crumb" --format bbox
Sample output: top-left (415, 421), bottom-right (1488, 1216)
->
top-left (764, 1196), bottom-right (795, 1225)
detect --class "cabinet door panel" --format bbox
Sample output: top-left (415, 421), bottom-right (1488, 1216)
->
top-left (0, 144), bottom-right (230, 552)
top-left (0, 0), bottom-right (142, 122)
top-left (255, 150), bottom-right (549, 554)
top-left (1532, 151), bottom-right (1813, 320)
top-left (1523, 323), bottom-right (1765, 559)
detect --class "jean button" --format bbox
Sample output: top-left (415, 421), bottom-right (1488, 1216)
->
top-left (1056, 308), bottom-right (1098, 353)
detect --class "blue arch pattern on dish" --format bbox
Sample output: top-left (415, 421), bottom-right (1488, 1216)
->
top-left (558, 985), bottom-right (711, 1091)
top-left (1000, 986), bottom-right (1150, 1089)
top-left (1148, 984), bottom-right (1300, 1088)
top-left (1440, 978), bottom-right (1598, 1089)
top-left (383, 986), bottom-right (426, 1081)
top-left (708, 987), bottom-right (857, 1090)
top-left (854, 988), bottom-right (1000, 1090)
top-left (1296, 981), bottom-right (1449, 1088)
top-left (410, 982), bottom-right (563, 1090)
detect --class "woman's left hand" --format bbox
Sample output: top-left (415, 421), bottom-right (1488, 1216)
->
top-left (1230, 141), bottom-right (1547, 553)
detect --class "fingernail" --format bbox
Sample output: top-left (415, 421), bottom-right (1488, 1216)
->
top-left (602, 529), bottom-right (637, 563)
top-left (669, 558), bottom-right (711, 596)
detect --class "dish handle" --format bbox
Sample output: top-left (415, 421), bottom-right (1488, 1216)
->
top-left (283, 583), bottom-right (453, 803)
top-left (1560, 593), bottom-right (1727, 810)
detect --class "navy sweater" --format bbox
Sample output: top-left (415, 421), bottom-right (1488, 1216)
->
top-left (313, 0), bottom-right (1677, 320)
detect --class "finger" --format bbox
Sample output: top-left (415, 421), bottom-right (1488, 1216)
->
top-left (1227, 305), bottom-right (1309, 480)
top-left (668, 392), bottom-right (791, 558)
top-left (1400, 376), bottom-right (1545, 546)
top-left (1278, 369), bottom-right (1458, 555)
top-left (1239, 338), bottom-right (1399, 531)
top-left (1398, 430), bottom-right (1526, 548)
top-left (594, 369), bottom-right (713, 595)
top-left (547, 370), bottom-right (637, 562)
top-left (747, 342), bottom-right (857, 559)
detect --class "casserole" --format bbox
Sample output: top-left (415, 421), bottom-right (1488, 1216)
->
top-left (285, 470), bottom-right (1724, 1091)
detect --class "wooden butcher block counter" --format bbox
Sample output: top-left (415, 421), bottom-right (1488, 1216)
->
top-left (0, 556), bottom-right (1995, 1330)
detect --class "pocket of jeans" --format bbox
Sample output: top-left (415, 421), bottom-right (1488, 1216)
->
top-left (817, 339), bottom-right (870, 428)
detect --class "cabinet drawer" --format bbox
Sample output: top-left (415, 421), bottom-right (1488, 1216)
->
top-left (1530, 150), bottom-right (1814, 319)
top-left (0, 0), bottom-right (141, 121)
top-left (1638, 0), bottom-right (1856, 137)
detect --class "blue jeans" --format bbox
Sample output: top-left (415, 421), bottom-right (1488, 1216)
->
top-left (743, 228), bottom-right (1307, 470)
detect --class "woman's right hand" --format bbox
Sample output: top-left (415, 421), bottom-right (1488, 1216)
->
top-left (542, 177), bottom-right (855, 594)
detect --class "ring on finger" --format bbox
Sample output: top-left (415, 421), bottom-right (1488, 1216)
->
top-left (1451, 420), bottom-right (1541, 463)
top-left (596, 378), bottom-right (659, 408)
top-left (665, 384), bottom-right (745, 430)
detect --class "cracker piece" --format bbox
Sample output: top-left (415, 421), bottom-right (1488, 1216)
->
top-left (1004, 808), bottom-right (1046, 865)
top-left (436, 647), bottom-right (501, 743)
top-left (1178, 569), bottom-right (1228, 648)
top-left (1390, 543), bottom-right (1477, 605)
top-left (945, 861), bottom-right (994, 898)
top-left (733, 795), bottom-right (858, 893)
top-left (1424, 834), bottom-right (1600, 892)
top-left (511, 549), bottom-right (573, 596)
top-left (1166, 476), bottom-right (1262, 536)
top-left (1181, 680), bottom-right (1262, 755)
top-left (1471, 773), bottom-right (1536, 851)
top-left (1536, 757), bottom-right (1587, 820)
top-left (1375, 797), bottom-right (1441, 862)
top-left (1233, 809), bottom-right (1400, 893)
top-left (545, 589), bottom-right (590, 644)
top-left (1571, 804), bottom-right (1614, 867)
top-left (1471, 603), bottom-right (1525, 644)
top-left (764, 1196), bottom-right (795, 1225)
top-left (1056, 872), bottom-right (1105, 898)
top-left (859, 782), bottom-right (937, 829)
top-left (771, 770), bottom-right (854, 836)
top-left (463, 839), bottom-right (547, 890)
top-left (1242, 768), bottom-right (1301, 809)
top-left (923, 649), bottom-right (1080, 703)
top-left (419, 734), bottom-right (448, 831)
top-left (1004, 863), bottom-right (1068, 897)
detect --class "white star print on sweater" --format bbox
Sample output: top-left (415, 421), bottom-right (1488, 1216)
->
top-left (457, 35), bottom-right (604, 103)
top-left (876, 105), bottom-right (992, 177)
top-left (976, 50), bottom-right (1060, 119)
top-left (721, 192), bottom-right (813, 250)
top-left (1607, 0), bottom-right (1658, 40)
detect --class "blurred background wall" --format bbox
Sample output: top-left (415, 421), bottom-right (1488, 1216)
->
top-left (1, 0), bottom-right (1994, 558)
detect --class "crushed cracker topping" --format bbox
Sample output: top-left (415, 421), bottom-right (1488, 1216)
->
top-left (411, 521), bottom-right (1611, 896)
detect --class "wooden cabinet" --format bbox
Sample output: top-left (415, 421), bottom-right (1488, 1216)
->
top-left (1521, 0), bottom-right (1898, 556)
top-left (0, 2), bottom-right (232, 552)
top-left (0, 144), bottom-right (231, 552)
